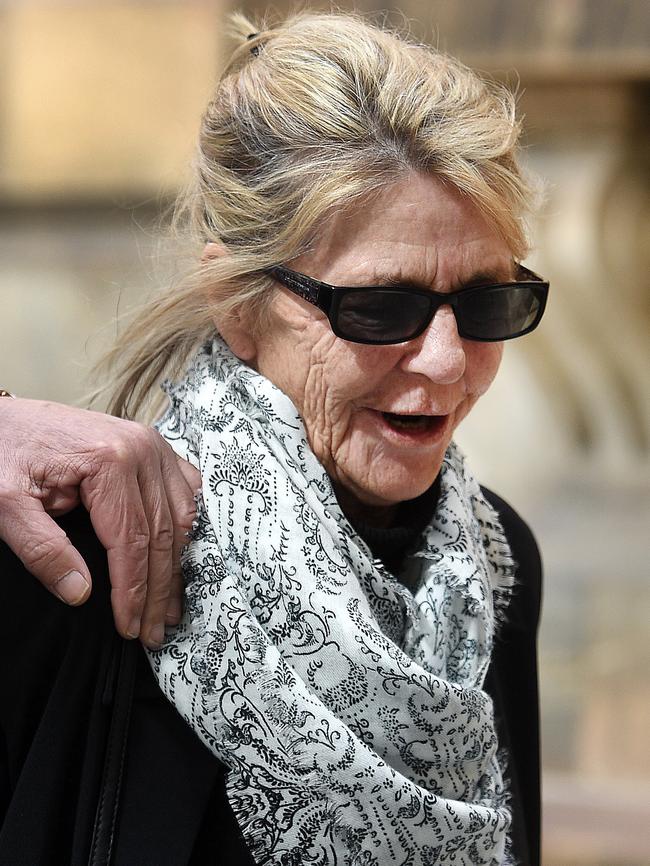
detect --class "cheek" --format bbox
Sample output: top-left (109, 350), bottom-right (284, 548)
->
top-left (254, 317), bottom-right (351, 423)
top-left (252, 300), bottom-right (320, 398)
top-left (296, 334), bottom-right (399, 408)
top-left (466, 343), bottom-right (503, 398)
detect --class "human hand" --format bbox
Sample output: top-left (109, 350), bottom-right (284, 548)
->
top-left (0, 398), bottom-right (200, 647)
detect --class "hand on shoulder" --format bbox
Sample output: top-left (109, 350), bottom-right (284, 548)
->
top-left (0, 397), bottom-right (200, 648)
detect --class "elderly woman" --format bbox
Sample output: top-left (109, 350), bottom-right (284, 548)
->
top-left (0, 11), bottom-right (546, 866)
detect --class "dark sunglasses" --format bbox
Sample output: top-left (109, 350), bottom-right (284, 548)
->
top-left (266, 264), bottom-right (549, 345)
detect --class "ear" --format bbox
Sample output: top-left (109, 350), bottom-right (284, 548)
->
top-left (202, 243), bottom-right (257, 363)
top-left (201, 242), bottom-right (227, 263)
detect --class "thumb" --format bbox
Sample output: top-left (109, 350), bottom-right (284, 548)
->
top-left (0, 496), bottom-right (92, 605)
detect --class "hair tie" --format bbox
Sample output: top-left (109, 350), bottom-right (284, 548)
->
top-left (247, 31), bottom-right (261, 56)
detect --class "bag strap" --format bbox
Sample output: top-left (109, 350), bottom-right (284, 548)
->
top-left (88, 638), bottom-right (138, 866)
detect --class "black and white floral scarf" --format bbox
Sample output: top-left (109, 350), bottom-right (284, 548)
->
top-left (149, 338), bottom-right (516, 865)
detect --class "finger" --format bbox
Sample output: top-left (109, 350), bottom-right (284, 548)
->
top-left (175, 454), bottom-right (201, 493)
top-left (160, 450), bottom-right (199, 625)
top-left (81, 470), bottom-right (150, 640)
top-left (42, 484), bottom-right (82, 518)
top-left (0, 495), bottom-right (91, 605)
top-left (136, 454), bottom-right (176, 648)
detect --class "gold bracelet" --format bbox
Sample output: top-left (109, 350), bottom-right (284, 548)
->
top-left (0, 389), bottom-right (16, 398)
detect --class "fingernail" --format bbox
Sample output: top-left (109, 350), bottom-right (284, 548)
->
top-left (54, 570), bottom-right (90, 605)
top-left (126, 616), bottom-right (141, 640)
top-left (147, 623), bottom-right (166, 648)
top-left (165, 598), bottom-right (182, 624)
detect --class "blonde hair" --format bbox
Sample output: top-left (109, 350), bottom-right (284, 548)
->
top-left (101, 9), bottom-right (538, 419)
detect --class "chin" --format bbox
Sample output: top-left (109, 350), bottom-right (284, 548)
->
top-left (334, 412), bottom-right (455, 505)
top-left (344, 458), bottom-right (445, 508)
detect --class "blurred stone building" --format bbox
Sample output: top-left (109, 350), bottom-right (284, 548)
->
top-left (1, 2), bottom-right (648, 863)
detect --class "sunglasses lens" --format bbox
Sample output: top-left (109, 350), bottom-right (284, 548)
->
top-left (458, 285), bottom-right (542, 340)
top-left (336, 290), bottom-right (432, 342)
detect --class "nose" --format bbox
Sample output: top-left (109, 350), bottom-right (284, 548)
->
top-left (401, 305), bottom-right (466, 384)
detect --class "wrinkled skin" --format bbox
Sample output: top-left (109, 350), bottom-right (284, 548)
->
top-left (0, 398), bottom-right (200, 647)
top-left (219, 172), bottom-right (512, 525)
top-left (1, 172), bottom-right (512, 637)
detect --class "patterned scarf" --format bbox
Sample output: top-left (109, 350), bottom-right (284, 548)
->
top-left (150, 338), bottom-right (515, 865)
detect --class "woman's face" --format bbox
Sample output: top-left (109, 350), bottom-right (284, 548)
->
top-left (226, 173), bottom-right (512, 517)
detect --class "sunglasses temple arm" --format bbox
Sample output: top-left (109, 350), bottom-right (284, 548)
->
top-left (272, 269), bottom-right (323, 306)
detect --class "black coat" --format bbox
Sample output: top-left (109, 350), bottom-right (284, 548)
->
top-left (0, 490), bottom-right (541, 866)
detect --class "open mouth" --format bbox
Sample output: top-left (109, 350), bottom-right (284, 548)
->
top-left (381, 412), bottom-right (447, 434)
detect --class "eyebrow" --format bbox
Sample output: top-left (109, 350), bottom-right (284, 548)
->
top-left (454, 268), bottom-right (517, 288)
top-left (367, 266), bottom-right (516, 291)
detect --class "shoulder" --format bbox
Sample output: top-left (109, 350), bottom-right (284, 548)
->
top-left (481, 486), bottom-right (543, 633)
top-left (481, 488), bottom-right (543, 865)
top-left (481, 487), bottom-right (540, 566)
